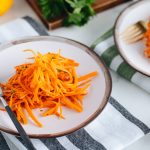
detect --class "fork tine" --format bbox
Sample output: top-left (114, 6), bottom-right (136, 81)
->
top-left (125, 34), bottom-right (144, 44)
top-left (121, 20), bottom-right (148, 44)
top-left (121, 26), bottom-right (141, 38)
top-left (120, 25), bottom-right (138, 36)
top-left (122, 30), bottom-right (143, 40)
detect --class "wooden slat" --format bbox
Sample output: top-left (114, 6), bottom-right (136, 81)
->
top-left (27, 0), bottom-right (127, 30)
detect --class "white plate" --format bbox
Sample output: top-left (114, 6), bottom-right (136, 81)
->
top-left (115, 0), bottom-right (150, 76)
top-left (0, 36), bottom-right (111, 138)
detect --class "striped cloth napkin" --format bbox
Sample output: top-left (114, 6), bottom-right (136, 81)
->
top-left (92, 28), bottom-right (150, 93)
top-left (0, 17), bottom-right (150, 150)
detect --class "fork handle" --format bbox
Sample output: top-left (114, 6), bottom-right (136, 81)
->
top-left (0, 97), bottom-right (36, 150)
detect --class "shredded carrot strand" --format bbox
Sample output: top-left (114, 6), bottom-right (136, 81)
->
top-left (0, 50), bottom-right (98, 127)
top-left (78, 71), bottom-right (98, 82)
top-left (0, 108), bottom-right (6, 111)
top-left (144, 21), bottom-right (150, 58)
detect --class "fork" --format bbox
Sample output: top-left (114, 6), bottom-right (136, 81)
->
top-left (121, 20), bottom-right (149, 44)
top-left (0, 87), bottom-right (36, 150)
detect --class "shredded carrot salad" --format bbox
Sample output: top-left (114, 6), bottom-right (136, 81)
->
top-left (144, 21), bottom-right (150, 58)
top-left (0, 50), bottom-right (98, 127)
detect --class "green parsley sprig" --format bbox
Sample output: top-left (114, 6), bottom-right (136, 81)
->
top-left (37, 0), bottom-right (95, 26)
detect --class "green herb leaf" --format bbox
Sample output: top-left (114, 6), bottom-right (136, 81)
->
top-left (37, 0), bottom-right (65, 20)
top-left (37, 0), bottom-right (95, 26)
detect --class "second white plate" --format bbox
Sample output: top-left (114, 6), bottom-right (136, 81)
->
top-left (115, 0), bottom-right (150, 76)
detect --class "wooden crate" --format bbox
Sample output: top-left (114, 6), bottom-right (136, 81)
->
top-left (27, 0), bottom-right (128, 30)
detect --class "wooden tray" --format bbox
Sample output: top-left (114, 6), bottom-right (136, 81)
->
top-left (27, 0), bottom-right (128, 30)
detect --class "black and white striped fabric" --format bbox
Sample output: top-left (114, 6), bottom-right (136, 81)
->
top-left (0, 17), bottom-right (149, 150)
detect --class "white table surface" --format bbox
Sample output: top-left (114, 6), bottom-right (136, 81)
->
top-left (0, 0), bottom-right (150, 150)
